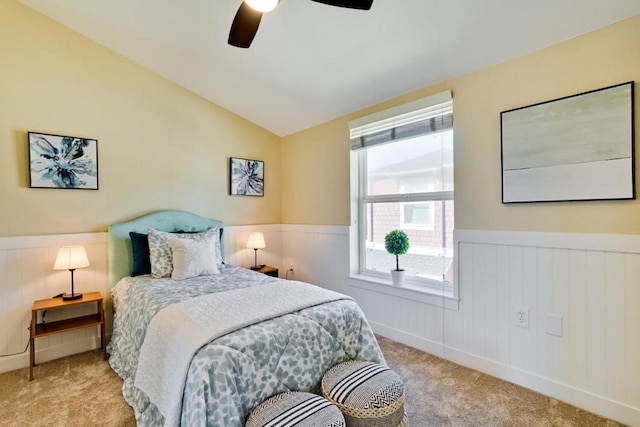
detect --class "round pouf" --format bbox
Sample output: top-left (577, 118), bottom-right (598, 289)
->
top-left (245, 391), bottom-right (346, 427)
top-left (321, 361), bottom-right (405, 427)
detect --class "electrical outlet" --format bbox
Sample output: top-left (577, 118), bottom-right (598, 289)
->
top-left (515, 307), bottom-right (530, 328)
top-left (285, 264), bottom-right (295, 280)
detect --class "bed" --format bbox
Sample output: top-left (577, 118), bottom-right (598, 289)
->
top-left (106, 210), bottom-right (384, 426)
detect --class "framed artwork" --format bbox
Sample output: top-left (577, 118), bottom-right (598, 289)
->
top-left (229, 157), bottom-right (264, 196)
top-left (500, 81), bottom-right (634, 203)
top-left (28, 132), bottom-right (99, 190)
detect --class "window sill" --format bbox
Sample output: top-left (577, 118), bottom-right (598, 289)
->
top-left (347, 274), bottom-right (459, 310)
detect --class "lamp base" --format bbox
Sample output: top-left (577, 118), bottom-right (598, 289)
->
top-left (62, 292), bottom-right (83, 301)
top-left (250, 265), bottom-right (265, 271)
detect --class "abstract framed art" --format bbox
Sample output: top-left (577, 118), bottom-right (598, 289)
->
top-left (28, 132), bottom-right (99, 190)
top-left (500, 81), bottom-right (634, 203)
top-left (229, 157), bottom-right (264, 196)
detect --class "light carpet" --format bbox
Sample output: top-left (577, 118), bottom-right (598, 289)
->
top-left (0, 337), bottom-right (623, 426)
top-left (378, 336), bottom-right (622, 426)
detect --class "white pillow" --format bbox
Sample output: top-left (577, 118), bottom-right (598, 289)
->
top-left (148, 227), bottom-right (221, 278)
top-left (167, 234), bottom-right (220, 280)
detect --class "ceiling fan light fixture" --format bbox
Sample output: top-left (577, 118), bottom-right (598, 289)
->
top-left (245, 0), bottom-right (279, 13)
top-left (229, 0), bottom-right (372, 48)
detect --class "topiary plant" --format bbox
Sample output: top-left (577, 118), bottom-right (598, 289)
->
top-left (384, 229), bottom-right (410, 271)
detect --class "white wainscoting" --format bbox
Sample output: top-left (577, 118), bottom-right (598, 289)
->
top-left (0, 233), bottom-right (108, 374)
top-left (223, 224), bottom-right (283, 274)
top-left (352, 230), bottom-right (640, 426)
top-left (280, 224), bottom-right (351, 294)
top-left (448, 230), bottom-right (640, 426)
top-left (2, 226), bottom-right (638, 425)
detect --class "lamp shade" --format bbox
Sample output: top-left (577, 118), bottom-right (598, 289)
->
top-left (54, 246), bottom-right (90, 270)
top-left (246, 232), bottom-right (266, 249)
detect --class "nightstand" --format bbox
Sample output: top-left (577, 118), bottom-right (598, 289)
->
top-left (252, 265), bottom-right (278, 277)
top-left (30, 291), bottom-right (106, 380)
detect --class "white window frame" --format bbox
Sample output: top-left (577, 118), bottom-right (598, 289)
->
top-left (357, 149), bottom-right (454, 294)
top-left (349, 91), bottom-right (455, 296)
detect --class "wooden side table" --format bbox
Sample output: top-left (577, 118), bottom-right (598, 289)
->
top-left (30, 291), bottom-right (106, 380)
top-left (252, 265), bottom-right (278, 277)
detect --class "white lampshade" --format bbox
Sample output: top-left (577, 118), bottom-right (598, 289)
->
top-left (246, 232), bottom-right (266, 249)
top-left (54, 246), bottom-right (90, 270)
top-left (245, 0), bottom-right (279, 12)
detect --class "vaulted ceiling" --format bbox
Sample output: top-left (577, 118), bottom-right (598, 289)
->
top-left (19, 0), bottom-right (640, 136)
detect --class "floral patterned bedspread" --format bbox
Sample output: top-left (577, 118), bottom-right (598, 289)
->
top-left (107, 266), bottom-right (384, 426)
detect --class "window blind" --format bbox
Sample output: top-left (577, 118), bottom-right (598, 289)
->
top-left (349, 90), bottom-right (453, 151)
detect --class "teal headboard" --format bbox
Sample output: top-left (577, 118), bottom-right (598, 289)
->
top-left (107, 210), bottom-right (224, 289)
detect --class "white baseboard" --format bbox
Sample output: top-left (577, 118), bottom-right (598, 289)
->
top-left (373, 331), bottom-right (639, 427)
top-left (0, 336), bottom-right (102, 375)
top-left (370, 321), bottom-right (445, 359)
top-left (444, 346), bottom-right (640, 426)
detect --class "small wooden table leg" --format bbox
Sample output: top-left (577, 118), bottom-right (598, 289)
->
top-left (99, 300), bottom-right (107, 359)
top-left (29, 311), bottom-right (36, 381)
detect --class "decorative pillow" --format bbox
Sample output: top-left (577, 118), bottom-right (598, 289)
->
top-left (177, 227), bottom-right (224, 269)
top-left (129, 231), bottom-right (151, 277)
top-left (167, 235), bottom-right (220, 280)
top-left (147, 228), bottom-right (220, 278)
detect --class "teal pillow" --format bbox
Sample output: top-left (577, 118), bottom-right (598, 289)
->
top-left (129, 232), bottom-right (151, 276)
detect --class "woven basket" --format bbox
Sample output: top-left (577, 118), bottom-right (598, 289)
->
top-left (245, 391), bottom-right (345, 427)
top-left (322, 361), bottom-right (405, 427)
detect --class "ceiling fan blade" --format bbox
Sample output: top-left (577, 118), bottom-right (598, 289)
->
top-left (228, 2), bottom-right (263, 48)
top-left (310, 0), bottom-right (373, 10)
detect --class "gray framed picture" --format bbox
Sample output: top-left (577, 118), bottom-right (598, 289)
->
top-left (229, 157), bottom-right (264, 196)
top-left (28, 132), bottom-right (99, 190)
top-left (501, 81), bottom-right (634, 203)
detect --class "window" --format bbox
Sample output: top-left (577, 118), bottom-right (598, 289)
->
top-left (350, 91), bottom-right (454, 291)
top-left (402, 202), bottom-right (435, 230)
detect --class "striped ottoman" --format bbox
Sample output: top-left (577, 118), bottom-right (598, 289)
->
top-left (321, 361), bottom-right (406, 427)
top-left (245, 391), bottom-right (346, 427)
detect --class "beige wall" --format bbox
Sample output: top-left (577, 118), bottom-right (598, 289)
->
top-left (280, 119), bottom-right (353, 225)
top-left (4, 0), bottom-right (638, 236)
top-left (281, 15), bottom-right (640, 234)
top-left (0, 1), bottom-right (281, 237)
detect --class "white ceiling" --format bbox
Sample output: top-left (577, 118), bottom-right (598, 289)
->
top-left (18, 0), bottom-right (640, 136)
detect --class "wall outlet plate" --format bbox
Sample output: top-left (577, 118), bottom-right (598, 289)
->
top-left (515, 307), bottom-right (530, 328)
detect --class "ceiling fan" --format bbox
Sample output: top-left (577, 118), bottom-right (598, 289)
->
top-left (228, 0), bottom-right (374, 48)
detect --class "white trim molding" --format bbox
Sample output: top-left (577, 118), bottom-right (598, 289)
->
top-left (455, 228), bottom-right (640, 253)
top-left (347, 274), bottom-right (459, 310)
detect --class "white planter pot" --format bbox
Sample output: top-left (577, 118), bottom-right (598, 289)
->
top-left (390, 269), bottom-right (405, 286)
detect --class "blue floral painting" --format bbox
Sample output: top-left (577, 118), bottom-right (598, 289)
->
top-left (230, 157), bottom-right (264, 196)
top-left (28, 132), bottom-right (98, 190)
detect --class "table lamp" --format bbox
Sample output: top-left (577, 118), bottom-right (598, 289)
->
top-left (246, 232), bottom-right (266, 270)
top-left (54, 245), bottom-right (90, 301)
